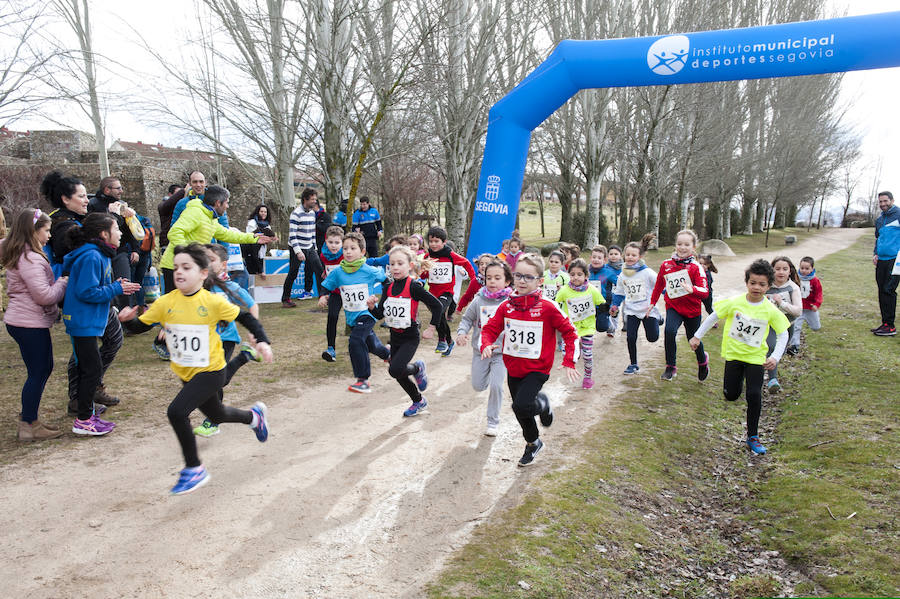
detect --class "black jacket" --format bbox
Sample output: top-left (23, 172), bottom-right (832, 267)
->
top-left (88, 192), bottom-right (138, 255)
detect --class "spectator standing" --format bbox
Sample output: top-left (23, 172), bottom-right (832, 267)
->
top-left (352, 196), bottom-right (383, 257)
top-left (130, 212), bottom-right (155, 307)
top-left (315, 199), bottom-right (333, 251)
top-left (88, 176), bottom-right (141, 310)
top-left (157, 183), bottom-right (184, 250)
top-left (243, 204), bottom-right (272, 274)
top-left (283, 188), bottom-right (325, 307)
top-left (333, 198), bottom-right (349, 227)
top-left (873, 191), bottom-right (900, 336)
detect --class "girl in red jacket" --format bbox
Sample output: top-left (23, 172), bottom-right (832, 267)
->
top-left (647, 229), bottom-right (710, 382)
top-left (481, 254), bottom-right (579, 467)
top-left (788, 256), bottom-right (824, 353)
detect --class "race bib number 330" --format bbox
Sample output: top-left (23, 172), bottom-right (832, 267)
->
top-left (503, 318), bottom-right (542, 359)
top-left (165, 323), bottom-right (210, 367)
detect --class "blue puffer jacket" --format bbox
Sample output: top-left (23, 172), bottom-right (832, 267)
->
top-left (61, 242), bottom-right (123, 336)
top-left (875, 205), bottom-right (900, 260)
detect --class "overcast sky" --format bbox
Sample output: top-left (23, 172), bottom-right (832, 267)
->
top-left (7, 1), bottom-right (899, 212)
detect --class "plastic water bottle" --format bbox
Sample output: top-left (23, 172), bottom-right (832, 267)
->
top-left (143, 266), bottom-right (160, 303)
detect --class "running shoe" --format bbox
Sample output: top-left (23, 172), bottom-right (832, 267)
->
top-left (435, 340), bottom-right (449, 353)
top-left (623, 364), bottom-right (640, 375)
top-left (72, 415), bottom-right (115, 436)
top-left (606, 330), bottom-right (615, 338)
top-left (153, 337), bottom-right (170, 361)
top-left (874, 325), bottom-right (897, 336)
top-left (170, 466), bottom-right (210, 495)
top-left (413, 360), bottom-right (428, 391)
top-left (282, 299), bottom-right (297, 308)
top-left (348, 380), bottom-right (372, 394)
top-left (441, 340), bottom-right (455, 357)
top-left (871, 323), bottom-right (887, 333)
top-left (250, 402), bottom-right (268, 442)
top-left (698, 352), bottom-right (710, 382)
top-left (322, 346), bottom-right (337, 362)
top-left (403, 398), bottom-right (428, 417)
top-left (484, 424), bottom-right (499, 437)
top-left (518, 439), bottom-right (544, 467)
top-left (746, 436), bottom-right (767, 455)
top-left (538, 393), bottom-right (553, 427)
top-left (383, 344), bottom-right (392, 364)
top-left (785, 345), bottom-right (800, 356)
top-left (582, 377), bottom-right (594, 390)
top-left (661, 366), bottom-right (677, 381)
top-left (767, 378), bottom-right (780, 393)
top-left (193, 419), bottom-right (220, 437)
top-left (240, 341), bottom-right (262, 362)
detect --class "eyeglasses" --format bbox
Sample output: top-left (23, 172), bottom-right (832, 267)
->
top-left (512, 272), bottom-right (539, 282)
top-left (110, 186), bottom-right (123, 191)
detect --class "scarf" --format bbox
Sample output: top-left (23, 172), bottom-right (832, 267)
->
top-left (607, 260), bottom-right (623, 272)
top-left (799, 269), bottom-right (816, 281)
top-left (91, 240), bottom-right (116, 258)
top-left (507, 289), bottom-right (542, 312)
top-left (589, 265), bottom-right (603, 276)
top-left (622, 259), bottom-right (647, 277)
top-left (340, 257), bottom-right (366, 273)
top-left (568, 280), bottom-right (589, 292)
top-left (481, 286), bottom-right (512, 300)
top-left (322, 245), bottom-right (343, 261)
top-left (428, 245), bottom-right (452, 260)
top-left (672, 253), bottom-right (695, 266)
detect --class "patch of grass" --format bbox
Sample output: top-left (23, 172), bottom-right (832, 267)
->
top-left (428, 234), bottom-right (899, 598)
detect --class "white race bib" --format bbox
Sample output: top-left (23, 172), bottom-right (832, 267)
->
top-left (479, 304), bottom-right (499, 328)
top-left (567, 296), bottom-right (594, 323)
top-left (542, 285), bottom-right (559, 301)
top-left (341, 283), bottom-right (369, 312)
top-left (728, 312), bottom-right (767, 348)
top-left (324, 263), bottom-right (339, 275)
top-left (589, 279), bottom-right (603, 290)
top-left (503, 318), bottom-right (542, 359)
top-left (624, 280), bottom-right (646, 302)
top-left (165, 323), bottom-right (210, 367)
top-left (383, 296), bottom-right (411, 329)
top-left (800, 280), bottom-right (811, 299)
top-left (430, 262), bottom-right (452, 284)
top-left (664, 270), bottom-right (691, 299)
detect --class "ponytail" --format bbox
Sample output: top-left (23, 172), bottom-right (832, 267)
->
top-left (67, 213), bottom-right (115, 249)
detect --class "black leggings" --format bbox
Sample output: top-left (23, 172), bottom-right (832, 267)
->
top-left (388, 331), bottom-right (422, 402)
top-left (436, 293), bottom-right (454, 343)
top-left (70, 336), bottom-right (103, 420)
top-left (67, 306), bottom-right (122, 403)
top-left (326, 292), bottom-right (342, 348)
top-left (168, 369), bottom-right (252, 468)
top-left (507, 372), bottom-right (550, 443)
top-left (723, 360), bottom-right (764, 438)
top-left (625, 315), bottom-right (660, 365)
top-left (222, 340), bottom-right (250, 386)
top-left (664, 308), bottom-right (705, 367)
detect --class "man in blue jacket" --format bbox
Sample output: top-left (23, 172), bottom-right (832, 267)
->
top-left (352, 196), bottom-right (383, 257)
top-left (873, 191), bottom-right (900, 336)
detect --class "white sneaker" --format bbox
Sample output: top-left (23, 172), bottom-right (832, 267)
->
top-left (484, 424), bottom-right (498, 437)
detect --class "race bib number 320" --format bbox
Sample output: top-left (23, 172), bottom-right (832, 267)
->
top-left (341, 284), bottom-right (369, 311)
top-left (503, 318), bottom-right (542, 359)
top-left (728, 312), bottom-right (767, 348)
top-left (165, 323), bottom-right (210, 367)
top-left (664, 270), bottom-right (691, 299)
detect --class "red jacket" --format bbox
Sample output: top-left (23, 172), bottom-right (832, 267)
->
top-left (480, 292), bottom-right (578, 378)
top-left (650, 258), bottom-right (709, 318)
top-left (800, 276), bottom-right (823, 310)
top-left (423, 249), bottom-right (476, 298)
top-left (456, 278), bottom-right (483, 313)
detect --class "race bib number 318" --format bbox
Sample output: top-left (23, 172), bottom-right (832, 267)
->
top-left (503, 318), bottom-right (542, 359)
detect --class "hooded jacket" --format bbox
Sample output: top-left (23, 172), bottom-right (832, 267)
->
top-left (2, 248), bottom-right (68, 328)
top-left (160, 198), bottom-right (257, 269)
top-left (875, 204), bottom-right (900, 260)
top-left (61, 242), bottom-right (123, 336)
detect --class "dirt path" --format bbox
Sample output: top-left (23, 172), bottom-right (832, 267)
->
top-left (0, 228), bottom-right (867, 599)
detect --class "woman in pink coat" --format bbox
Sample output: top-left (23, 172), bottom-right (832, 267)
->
top-left (1, 208), bottom-right (68, 441)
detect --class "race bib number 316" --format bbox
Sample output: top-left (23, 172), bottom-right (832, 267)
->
top-left (503, 318), bottom-right (542, 359)
top-left (341, 284), bottom-right (369, 312)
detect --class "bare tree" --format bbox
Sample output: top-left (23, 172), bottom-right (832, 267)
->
top-left (0, 2), bottom-right (57, 127)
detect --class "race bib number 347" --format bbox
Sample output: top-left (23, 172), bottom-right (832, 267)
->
top-left (728, 312), bottom-right (767, 348)
top-left (503, 318), bottom-right (542, 359)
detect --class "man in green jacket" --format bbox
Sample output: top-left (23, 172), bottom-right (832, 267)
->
top-left (159, 185), bottom-right (275, 292)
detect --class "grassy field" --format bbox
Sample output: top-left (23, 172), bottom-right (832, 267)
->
top-left (427, 235), bottom-right (899, 598)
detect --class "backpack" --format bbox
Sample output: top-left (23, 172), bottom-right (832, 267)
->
top-left (139, 216), bottom-right (156, 252)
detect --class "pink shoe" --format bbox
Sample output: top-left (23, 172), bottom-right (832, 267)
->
top-left (582, 377), bottom-right (594, 389)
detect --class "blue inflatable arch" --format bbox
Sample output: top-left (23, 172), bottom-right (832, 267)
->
top-left (466, 11), bottom-right (900, 260)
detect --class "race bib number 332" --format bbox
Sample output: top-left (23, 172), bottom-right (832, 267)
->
top-left (430, 263), bottom-right (452, 284)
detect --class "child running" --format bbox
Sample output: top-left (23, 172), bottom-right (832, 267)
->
top-left (480, 254), bottom-right (579, 466)
top-left (368, 246), bottom-right (442, 416)
top-left (192, 243), bottom-right (263, 437)
top-left (319, 225), bottom-right (346, 362)
top-left (457, 259), bottom-right (513, 436)
top-left (689, 259), bottom-right (790, 455)
top-left (610, 239), bottom-right (661, 375)
top-left (788, 256), bottom-right (823, 354)
top-left (504, 237), bottom-right (523, 270)
top-left (120, 242), bottom-right (273, 494)
top-left (318, 231), bottom-right (391, 393)
top-left (698, 254), bottom-right (718, 318)
top-left (456, 253), bottom-right (493, 316)
top-left (542, 250), bottom-right (569, 303)
top-left (764, 256), bottom-right (802, 392)
top-left (423, 226), bottom-right (476, 357)
top-left (588, 245), bottom-right (614, 335)
top-left (555, 258), bottom-right (605, 389)
top-left (62, 213), bottom-right (141, 435)
top-left (647, 229), bottom-right (710, 382)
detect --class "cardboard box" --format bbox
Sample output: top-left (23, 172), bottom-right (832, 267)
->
top-left (253, 273), bottom-right (287, 288)
top-left (252, 286), bottom-right (284, 304)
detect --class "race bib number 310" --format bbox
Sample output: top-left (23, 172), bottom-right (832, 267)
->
top-left (728, 312), bottom-right (767, 348)
top-left (165, 323), bottom-right (210, 367)
top-left (503, 318), bottom-right (542, 359)
top-left (664, 270), bottom-right (691, 299)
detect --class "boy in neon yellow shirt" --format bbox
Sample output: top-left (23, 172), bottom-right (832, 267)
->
top-left (689, 259), bottom-right (790, 455)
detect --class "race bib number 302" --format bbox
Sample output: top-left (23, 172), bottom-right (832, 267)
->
top-left (165, 323), bottom-right (210, 367)
top-left (664, 270), bottom-right (691, 299)
top-left (430, 263), bottom-right (452, 284)
top-left (341, 284), bottom-right (369, 312)
top-left (383, 296), bottom-right (411, 328)
top-left (503, 318), bottom-right (542, 359)
top-left (728, 312), bottom-right (767, 348)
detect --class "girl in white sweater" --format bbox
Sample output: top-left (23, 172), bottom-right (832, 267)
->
top-left (764, 256), bottom-right (802, 392)
top-left (610, 240), bottom-right (662, 374)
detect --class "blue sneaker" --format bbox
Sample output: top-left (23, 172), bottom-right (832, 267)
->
top-left (623, 364), bottom-right (640, 375)
top-left (250, 402), bottom-right (268, 442)
top-left (413, 360), bottom-right (428, 391)
top-left (441, 340), bottom-right (455, 357)
top-left (435, 340), bottom-right (448, 353)
top-left (767, 378), bottom-right (780, 393)
top-left (170, 466), bottom-right (209, 495)
top-left (153, 337), bottom-right (170, 361)
top-left (746, 436), bottom-right (767, 455)
top-left (321, 346), bottom-right (337, 362)
top-left (403, 398), bottom-right (428, 417)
